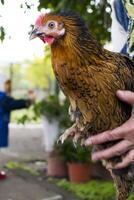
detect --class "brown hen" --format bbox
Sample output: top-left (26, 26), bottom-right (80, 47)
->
top-left (30, 11), bottom-right (134, 200)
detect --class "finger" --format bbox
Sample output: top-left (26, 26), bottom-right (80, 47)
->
top-left (85, 117), bottom-right (134, 146)
top-left (85, 131), bottom-right (111, 145)
top-left (116, 90), bottom-right (134, 106)
top-left (91, 140), bottom-right (133, 161)
top-left (113, 150), bottom-right (134, 169)
top-left (85, 128), bottom-right (124, 146)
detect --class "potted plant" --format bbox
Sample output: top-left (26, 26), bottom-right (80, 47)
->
top-left (46, 97), bottom-right (71, 178)
top-left (34, 96), bottom-right (72, 178)
top-left (33, 95), bottom-right (64, 152)
top-left (46, 139), bottom-right (69, 178)
top-left (62, 140), bottom-right (92, 183)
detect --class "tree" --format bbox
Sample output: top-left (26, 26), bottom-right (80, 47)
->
top-left (0, 0), bottom-right (111, 44)
top-left (26, 46), bottom-right (55, 91)
top-left (38, 0), bottom-right (111, 44)
top-left (0, 0), bottom-right (5, 41)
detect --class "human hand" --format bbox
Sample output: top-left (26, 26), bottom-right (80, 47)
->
top-left (28, 90), bottom-right (36, 104)
top-left (85, 90), bottom-right (134, 169)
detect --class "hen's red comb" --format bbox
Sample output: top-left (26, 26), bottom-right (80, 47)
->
top-left (35, 15), bottom-right (43, 27)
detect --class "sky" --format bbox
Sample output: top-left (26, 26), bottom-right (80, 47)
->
top-left (0, 0), bottom-right (45, 64)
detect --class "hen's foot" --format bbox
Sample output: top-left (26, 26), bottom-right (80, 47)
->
top-left (58, 125), bottom-right (78, 144)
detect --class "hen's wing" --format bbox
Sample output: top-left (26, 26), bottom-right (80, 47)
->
top-left (73, 59), bottom-right (134, 134)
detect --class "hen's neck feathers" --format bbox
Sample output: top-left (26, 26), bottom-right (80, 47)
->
top-left (51, 14), bottom-right (105, 65)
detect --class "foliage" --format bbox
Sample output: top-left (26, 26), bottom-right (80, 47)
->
top-left (55, 139), bottom-right (91, 163)
top-left (33, 95), bottom-right (71, 127)
top-left (26, 47), bottom-right (55, 90)
top-left (0, 0), bottom-right (5, 41)
top-left (12, 94), bottom-right (69, 125)
top-left (0, 0), bottom-right (4, 5)
top-left (0, 26), bottom-right (5, 42)
top-left (56, 178), bottom-right (134, 200)
top-left (1, 1), bottom-right (111, 44)
top-left (5, 161), bottom-right (39, 176)
top-left (38, 0), bottom-right (111, 44)
top-left (0, 52), bottom-right (54, 91)
top-left (11, 106), bottom-right (38, 124)
top-left (11, 64), bottom-right (30, 90)
top-left (34, 95), bottom-right (61, 121)
top-left (129, 196), bottom-right (134, 200)
top-left (50, 139), bottom-right (70, 159)
top-left (11, 94), bottom-right (71, 126)
top-left (56, 179), bottom-right (116, 200)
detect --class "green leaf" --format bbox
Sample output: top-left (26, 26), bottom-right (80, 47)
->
top-left (0, 26), bottom-right (5, 42)
top-left (56, 179), bottom-right (116, 200)
top-left (1, 0), bottom-right (4, 5)
top-left (38, 0), bottom-right (111, 43)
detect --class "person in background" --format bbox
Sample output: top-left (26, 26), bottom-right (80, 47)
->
top-left (85, 0), bottom-right (134, 169)
top-left (0, 79), bottom-right (35, 180)
top-left (111, 0), bottom-right (134, 58)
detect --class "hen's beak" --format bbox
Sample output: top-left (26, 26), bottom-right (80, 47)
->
top-left (29, 28), bottom-right (44, 40)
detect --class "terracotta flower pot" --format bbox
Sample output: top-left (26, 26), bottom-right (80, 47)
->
top-left (47, 156), bottom-right (67, 178)
top-left (68, 163), bottom-right (91, 183)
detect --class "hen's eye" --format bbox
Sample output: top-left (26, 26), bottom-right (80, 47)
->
top-left (48, 22), bottom-right (55, 29)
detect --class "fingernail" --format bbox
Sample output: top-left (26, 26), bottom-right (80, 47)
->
top-left (92, 154), bottom-right (98, 161)
top-left (116, 90), bottom-right (124, 96)
top-left (117, 90), bottom-right (123, 93)
top-left (85, 139), bottom-right (92, 146)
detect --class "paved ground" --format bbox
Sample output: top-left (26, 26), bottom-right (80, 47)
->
top-left (0, 124), bottom-right (79, 200)
top-left (0, 124), bottom-right (45, 163)
top-left (0, 172), bottom-right (63, 200)
top-left (0, 167), bottom-right (80, 200)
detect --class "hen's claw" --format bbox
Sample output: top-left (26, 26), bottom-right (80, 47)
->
top-left (73, 132), bottom-right (81, 144)
top-left (58, 126), bottom-right (77, 144)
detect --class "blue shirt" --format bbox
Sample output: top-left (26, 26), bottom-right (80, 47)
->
top-left (0, 91), bottom-right (30, 147)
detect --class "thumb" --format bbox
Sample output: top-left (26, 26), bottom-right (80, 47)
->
top-left (116, 90), bottom-right (134, 106)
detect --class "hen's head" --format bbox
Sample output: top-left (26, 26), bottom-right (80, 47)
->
top-left (30, 11), bottom-right (88, 45)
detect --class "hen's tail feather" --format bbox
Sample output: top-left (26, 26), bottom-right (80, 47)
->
top-left (111, 172), bottom-right (133, 200)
